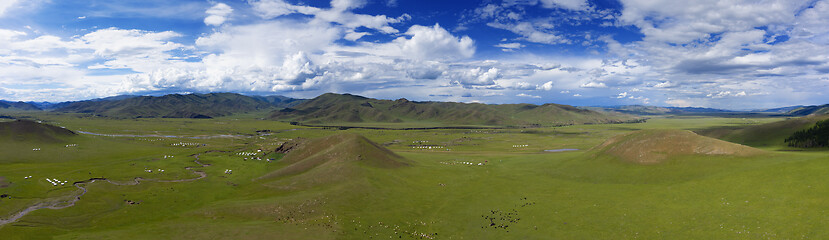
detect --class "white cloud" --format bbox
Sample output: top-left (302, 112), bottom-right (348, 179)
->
top-left (517, 93), bottom-right (541, 98)
top-left (706, 90), bottom-right (747, 98)
top-left (653, 81), bottom-right (678, 88)
top-left (205, 3), bottom-right (233, 26)
top-left (538, 81), bottom-right (554, 90)
top-left (615, 92), bottom-right (628, 98)
top-left (495, 42), bottom-right (525, 52)
top-left (331, 0), bottom-right (367, 10)
top-left (0, 0), bottom-right (21, 17)
top-left (395, 24), bottom-right (475, 60)
top-left (386, 0), bottom-right (398, 7)
top-left (539, 0), bottom-right (589, 11)
top-left (618, 0), bottom-right (808, 44)
top-left (580, 81), bottom-right (607, 88)
top-left (450, 67), bottom-right (501, 86)
top-left (249, 0), bottom-right (314, 18)
top-left (488, 21), bottom-right (568, 45)
top-left (250, 0), bottom-right (407, 34)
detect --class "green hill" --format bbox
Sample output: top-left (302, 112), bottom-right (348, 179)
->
top-left (271, 93), bottom-right (638, 127)
top-left (259, 133), bottom-right (408, 189)
top-left (784, 119), bottom-right (829, 148)
top-left (787, 104), bottom-right (829, 116)
top-left (55, 93), bottom-right (286, 118)
top-left (695, 115), bottom-right (829, 149)
top-left (593, 129), bottom-right (763, 164)
top-left (0, 119), bottom-right (76, 143)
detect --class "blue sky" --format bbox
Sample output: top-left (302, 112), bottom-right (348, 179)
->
top-left (0, 0), bottom-right (828, 109)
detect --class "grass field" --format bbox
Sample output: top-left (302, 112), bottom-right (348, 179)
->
top-left (1, 113), bottom-right (827, 239)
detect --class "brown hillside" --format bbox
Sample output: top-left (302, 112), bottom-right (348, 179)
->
top-left (0, 120), bottom-right (76, 143)
top-left (259, 133), bottom-right (408, 188)
top-left (595, 129), bottom-right (764, 164)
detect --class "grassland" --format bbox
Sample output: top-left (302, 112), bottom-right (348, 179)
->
top-left (1, 113), bottom-right (827, 239)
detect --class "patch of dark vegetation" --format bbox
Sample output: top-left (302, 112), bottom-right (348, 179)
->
top-left (481, 197), bottom-right (536, 232)
top-left (350, 218), bottom-right (438, 239)
top-left (785, 119), bottom-right (829, 148)
top-left (274, 139), bottom-right (303, 153)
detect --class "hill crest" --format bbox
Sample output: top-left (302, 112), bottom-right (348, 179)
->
top-left (272, 93), bottom-right (638, 127)
top-left (0, 120), bottom-right (76, 143)
top-left (55, 93), bottom-right (302, 118)
top-left (594, 129), bottom-right (764, 164)
top-left (259, 133), bottom-right (408, 188)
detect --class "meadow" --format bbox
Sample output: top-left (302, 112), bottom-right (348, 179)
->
top-left (1, 113), bottom-right (827, 239)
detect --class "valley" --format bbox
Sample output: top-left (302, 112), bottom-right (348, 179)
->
top-left (1, 108), bottom-right (826, 239)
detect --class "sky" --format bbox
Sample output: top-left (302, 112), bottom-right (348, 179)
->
top-left (0, 0), bottom-right (827, 109)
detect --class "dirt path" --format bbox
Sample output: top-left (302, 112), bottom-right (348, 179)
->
top-left (0, 155), bottom-right (210, 226)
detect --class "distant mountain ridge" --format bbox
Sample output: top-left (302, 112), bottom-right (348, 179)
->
top-left (271, 93), bottom-right (639, 127)
top-left (588, 104), bottom-right (829, 117)
top-left (0, 100), bottom-right (41, 111)
top-left (55, 93), bottom-right (304, 118)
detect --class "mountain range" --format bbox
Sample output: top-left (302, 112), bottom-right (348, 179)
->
top-left (271, 93), bottom-right (638, 127)
top-left (0, 93), bottom-right (827, 121)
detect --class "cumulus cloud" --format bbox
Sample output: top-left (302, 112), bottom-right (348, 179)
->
top-left (538, 81), bottom-right (554, 90)
top-left (395, 24), bottom-right (475, 60)
top-left (205, 3), bottom-right (233, 26)
top-left (450, 67), bottom-right (501, 86)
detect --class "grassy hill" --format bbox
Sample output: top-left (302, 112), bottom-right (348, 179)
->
top-left (271, 93), bottom-right (638, 127)
top-left (592, 129), bottom-right (763, 164)
top-left (0, 120), bottom-right (75, 143)
top-left (259, 133), bottom-right (408, 189)
top-left (55, 93), bottom-right (288, 119)
top-left (784, 119), bottom-right (829, 148)
top-left (787, 104), bottom-right (829, 116)
top-left (695, 115), bottom-right (829, 149)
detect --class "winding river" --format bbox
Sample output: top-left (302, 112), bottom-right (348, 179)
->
top-left (0, 155), bottom-right (210, 226)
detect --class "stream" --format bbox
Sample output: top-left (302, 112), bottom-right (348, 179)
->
top-left (0, 155), bottom-right (210, 226)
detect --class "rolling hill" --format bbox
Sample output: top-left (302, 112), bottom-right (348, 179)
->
top-left (784, 119), bottom-right (829, 148)
top-left (259, 133), bottom-right (408, 189)
top-left (271, 93), bottom-right (638, 127)
top-left (786, 104), bottom-right (829, 116)
top-left (0, 119), bottom-right (76, 143)
top-left (55, 93), bottom-right (301, 118)
top-left (695, 115), bottom-right (829, 149)
top-left (593, 129), bottom-right (764, 164)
